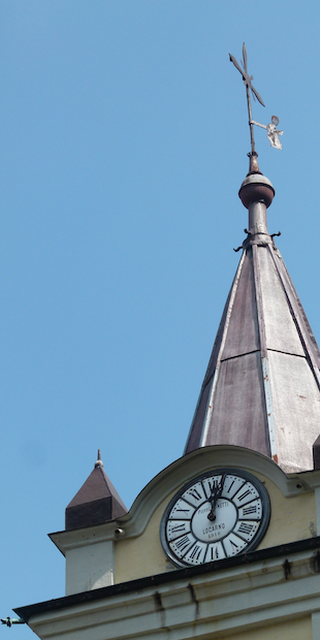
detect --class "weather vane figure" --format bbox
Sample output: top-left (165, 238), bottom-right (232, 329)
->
top-left (251, 115), bottom-right (283, 150)
top-left (229, 43), bottom-right (283, 158)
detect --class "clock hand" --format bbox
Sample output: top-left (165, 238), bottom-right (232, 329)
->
top-left (207, 475), bottom-right (226, 521)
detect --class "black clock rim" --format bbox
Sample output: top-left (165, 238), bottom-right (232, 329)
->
top-left (160, 467), bottom-right (271, 569)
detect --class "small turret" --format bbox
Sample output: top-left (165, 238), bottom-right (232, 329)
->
top-left (49, 451), bottom-right (127, 595)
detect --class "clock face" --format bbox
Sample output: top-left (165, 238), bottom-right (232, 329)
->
top-left (160, 468), bottom-right (270, 568)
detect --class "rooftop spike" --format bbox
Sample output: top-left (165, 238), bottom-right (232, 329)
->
top-left (95, 448), bottom-right (103, 468)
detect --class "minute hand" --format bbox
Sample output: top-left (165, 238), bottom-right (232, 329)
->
top-left (207, 475), bottom-right (225, 521)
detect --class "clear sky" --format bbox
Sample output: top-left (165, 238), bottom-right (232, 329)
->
top-left (1, 1), bottom-right (320, 635)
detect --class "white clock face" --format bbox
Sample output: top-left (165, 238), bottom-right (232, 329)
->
top-left (160, 469), bottom-right (270, 568)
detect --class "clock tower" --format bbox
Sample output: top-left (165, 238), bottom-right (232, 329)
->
top-left (13, 48), bottom-right (320, 640)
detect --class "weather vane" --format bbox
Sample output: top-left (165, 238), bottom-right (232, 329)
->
top-left (229, 43), bottom-right (283, 159)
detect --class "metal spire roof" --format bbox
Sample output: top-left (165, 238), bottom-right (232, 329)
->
top-left (184, 167), bottom-right (320, 473)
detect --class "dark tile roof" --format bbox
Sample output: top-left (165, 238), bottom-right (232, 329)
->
top-left (65, 453), bottom-right (127, 530)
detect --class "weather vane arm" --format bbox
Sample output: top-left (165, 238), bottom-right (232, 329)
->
top-left (229, 43), bottom-right (266, 156)
top-left (251, 120), bottom-right (267, 129)
top-left (229, 51), bottom-right (265, 107)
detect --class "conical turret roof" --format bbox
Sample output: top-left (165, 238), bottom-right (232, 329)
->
top-left (185, 170), bottom-right (320, 473)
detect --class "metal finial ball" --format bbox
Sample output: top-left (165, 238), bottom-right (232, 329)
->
top-left (95, 449), bottom-right (104, 468)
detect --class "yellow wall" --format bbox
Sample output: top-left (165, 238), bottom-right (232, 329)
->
top-left (115, 497), bottom-right (173, 582)
top-left (195, 617), bottom-right (312, 640)
top-left (231, 616), bottom-right (312, 640)
top-left (256, 474), bottom-right (316, 549)
top-left (115, 474), bottom-right (316, 583)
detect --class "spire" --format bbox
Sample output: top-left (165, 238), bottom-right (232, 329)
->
top-left (65, 450), bottom-right (127, 530)
top-left (184, 170), bottom-right (320, 473)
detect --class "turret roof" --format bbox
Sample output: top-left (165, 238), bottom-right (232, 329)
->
top-left (65, 450), bottom-right (127, 530)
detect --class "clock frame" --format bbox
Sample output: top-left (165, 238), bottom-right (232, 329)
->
top-left (160, 468), bottom-right (271, 568)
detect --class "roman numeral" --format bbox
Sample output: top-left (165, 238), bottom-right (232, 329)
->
top-left (210, 545), bottom-right (220, 560)
top-left (226, 479), bottom-right (235, 493)
top-left (188, 488), bottom-right (202, 501)
top-left (230, 539), bottom-right (239, 550)
top-left (175, 535), bottom-right (191, 551)
top-left (189, 545), bottom-right (202, 560)
top-left (237, 488), bottom-right (251, 502)
top-left (238, 522), bottom-right (254, 535)
top-left (242, 504), bottom-right (257, 515)
top-left (170, 523), bottom-right (186, 533)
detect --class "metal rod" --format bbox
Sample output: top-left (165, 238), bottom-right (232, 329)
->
top-left (229, 43), bottom-right (265, 157)
top-left (246, 84), bottom-right (255, 154)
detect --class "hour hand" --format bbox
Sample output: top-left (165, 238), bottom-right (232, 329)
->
top-left (207, 493), bottom-right (218, 521)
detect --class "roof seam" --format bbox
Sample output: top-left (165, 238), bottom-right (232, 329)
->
top-left (251, 243), bottom-right (274, 459)
top-left (220, 348), bottom-right (309, 363)
top-left (220, 349), bottom-right (260, 362)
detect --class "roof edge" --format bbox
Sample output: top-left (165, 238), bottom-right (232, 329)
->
top-left (15, 535), bottom-right (320, 623)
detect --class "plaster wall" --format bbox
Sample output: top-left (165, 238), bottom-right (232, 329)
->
top-left (115, 498), bottom-right (173, 581)
top-left (66, 539), bottom-right (114, 595)
top-left (256, 473), bottom-right (316, 547)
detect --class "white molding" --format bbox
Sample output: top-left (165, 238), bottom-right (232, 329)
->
top-left (27, 548), bottom-right (320, 640)
top-left (315, 487), bottom-right (320, 535)
top-left (312, 610), bottom-right (320, 639)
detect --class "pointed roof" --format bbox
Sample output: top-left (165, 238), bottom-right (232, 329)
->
top-left (65, 450), bottom-right (127, 530)
top-left (185, 168), bottom-right (320, 473)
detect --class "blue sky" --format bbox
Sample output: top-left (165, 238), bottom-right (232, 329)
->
top-left (1, 1), bottom-right (320, 634)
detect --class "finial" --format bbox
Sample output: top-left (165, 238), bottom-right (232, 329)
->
top-left (95, 449), bottom-right (104, 468)
top-left (229, 43), bottom-right (283, 172)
